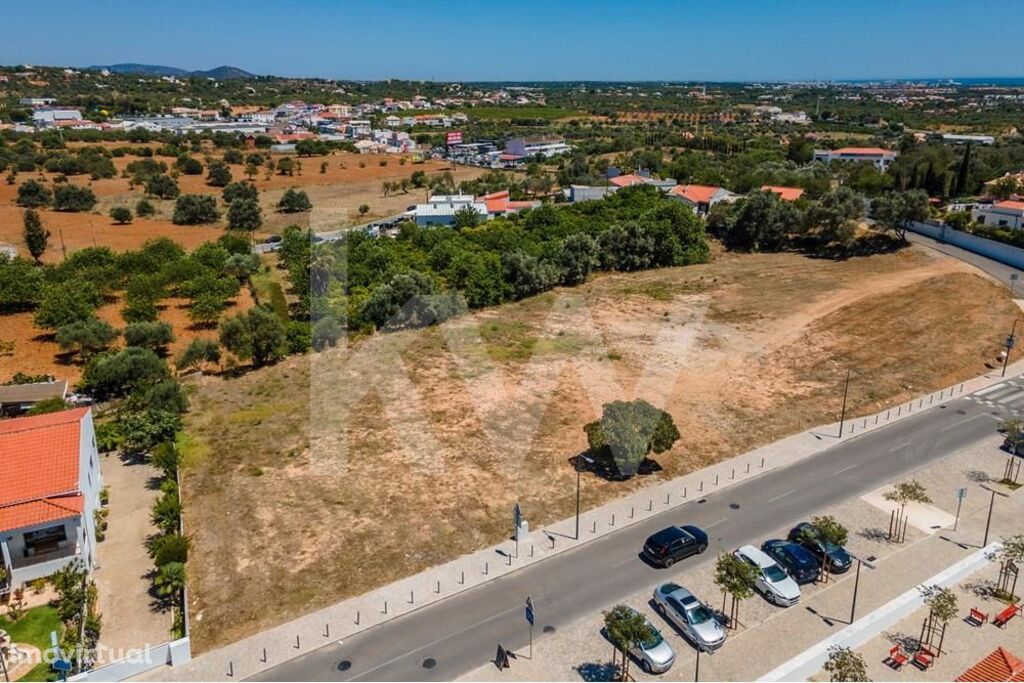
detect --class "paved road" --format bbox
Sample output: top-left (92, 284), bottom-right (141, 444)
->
top-left (253, 376), bottom-right (1024, 682)
top-left (908, 231), bottom-right (1022, 290)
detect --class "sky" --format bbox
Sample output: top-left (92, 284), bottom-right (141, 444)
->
top-left (2, 0), bottom-right (1021, 82)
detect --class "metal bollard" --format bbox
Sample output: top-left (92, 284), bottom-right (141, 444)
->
top-left (875, 414), bottom-right (879, 425)
top-left (960, 383), bottom-right (964, 393)
top-left (460, 570), bottom-right (465, 584)
top-left (887, 409), bottom-right (891, 419)
top-left (714, 474), bottom-right (719, 486)
top-left (261, 648), bottom-right (267, 663)
top-left (592, 520), bottom-right (597, 533)
top-left (630, 506), bottom-right (635, 518)
top-left (436, 580), bottom-right (441, 594)
top-left (898, 405), bottom-right (902, 416)
top-left (484, 562), bottom-right (488, 575)
top-left (324, 623), bottom-right (330, 638)
top-left (228, 661), bottom-right (234, 677)
top-left (383, 601), bottom-right (388, 614)
top-left (355, 610), bottom-right (360, 625)
top-left (760, 456), bottom-right (765, 468)
top-left (530, 544), bottom-right (534, 557)
top-left (295, 635), bottom-right (300, 649)
top-left (683, 486), bottom-right (687, 498)
top-left (610, 514), bottom-right (616, 527)
top-left (648, 499), bottom-right (653, 511)
top-left (863, 419), bottom-right (867, 429)
top-left (699, 480), bottom-right (704, 492)
top-left (665, 492), bottom-right (671, 505)
top-left (746, 462), bottom-right (750, 474)
top-left (731, 468), bottom-right (735, 480)
top-left (507, 552), bottom-right (511, 566)
top-left (550, 535), bottom-right (555, 549)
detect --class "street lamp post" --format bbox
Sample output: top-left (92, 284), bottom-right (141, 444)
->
top-left (575, 454), bottom-right (594, 541)
top-left (982, 486), bottom-right (1009, 547)
top-left (849, 555), bottom-right (875, 624)
top-left (694, 647), bottom-right (700, 682)
top-left (839, 369), bottom-right (852, 438)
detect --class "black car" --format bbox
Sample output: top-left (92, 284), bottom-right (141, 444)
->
top-left (263, 235), bottom-right (282, 244)
top-left (760, 540), bottom-right (820, 585)
top-left (787, 522), bottom-right (853, 574)
top-left (643, 525), bottom-right (709, 568)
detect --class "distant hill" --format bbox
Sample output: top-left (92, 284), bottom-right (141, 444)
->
top-left (86, 63), bottom-right (257, 79)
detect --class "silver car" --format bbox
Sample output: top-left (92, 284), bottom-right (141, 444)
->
top-left (653, 583), bottom-right (727, 651)
top-left (615, 606), bottom-right (677, 674)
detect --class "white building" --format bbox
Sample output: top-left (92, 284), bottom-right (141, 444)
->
top-left (813, 147), bottom-right (898, 171)
top-left (32, 108), bottom-right (83, 125)
top-left (972, 200), bottom-right (1024, 230)
top-left (414, 195), bottom-right (488, 226)
top-left (504, 135), bottom-right (572, 159)
top-left (1, 408), bottom-right (102, 592)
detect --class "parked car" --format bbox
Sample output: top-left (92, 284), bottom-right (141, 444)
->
top-left (761, 540), bottom-right (820, 585)
top-left (607, 606), bottom-right (676, 674)
top-left (642, 526), bottom-right (709, 568)
top-left (734, 545), bottom-right (801, 607)
top-left (787, 522), bottom-right (853, 574)
top-left (263, 234), bottom-right (282, 244)
top-left (653, 583), bottom-right (726, 652)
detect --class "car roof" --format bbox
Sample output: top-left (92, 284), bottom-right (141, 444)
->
top-left (650, 526), bottom-right (689, 545)
top-left (737, 544), bottom-right (776, 568)
top-left (663, 583), bottom-right (697, 603)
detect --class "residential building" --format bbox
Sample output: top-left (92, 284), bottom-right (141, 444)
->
top-left (668, 184), bottom-right (739, 214)
top-left (955, 646), bottom-right (1023, 681)
top-left (941, 133), bottom-right (995, 145)
top-left (19, 97), bottom-right (56, 107)
top-left (243, 111), bottom-right (277, 124)
top-left (383, 115), bottom-right (402, 128)
top-left (480, 190), bottom-right (540, 217)
top-left (0, 380), bottom-right (68, 418)
top-left (972, 200), bottom-right (1024, 229)
top-left (761, 185), bottom-right (805, 201)
top-left (568, 185), bottom-right (617, 203)
top-left (0, 408), bottom-right (102, 592)
top-left (32, 108), bottom-right (83, 125)
top-left (813, 147), bottom-right (898, 171)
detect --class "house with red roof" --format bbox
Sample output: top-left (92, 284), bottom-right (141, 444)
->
top-left (761, 185), bottom-right (805, 202)
top-left (667, 184), bottom-right (739, 214)
top-left (1, 407), bottom-right (101, 593)
top-left (479, 190), bottom-right (540, 217)
top-left (972, 200), bottom-right (1024, 230)
top-left (813, 147), bottom-right (898, 171)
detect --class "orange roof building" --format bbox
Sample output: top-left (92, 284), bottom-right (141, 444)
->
top-left (667, 184), bottom-right (738, 213)
top-left (480, 190), bottom-right (541, 216)
top-left (0, 408), bottom-right (101, 590)
top-left (761, 185), bottom-right (805, 201)
top-left (956, 647), bottom-right (1024, 682)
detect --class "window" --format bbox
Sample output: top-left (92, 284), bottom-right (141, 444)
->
top-left (23, 524), bottom-right (67, 555)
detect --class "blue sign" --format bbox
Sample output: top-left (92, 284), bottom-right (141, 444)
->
top-left (525, 596), bottom-right (535, 626)
top-left (53, 659), bottom-right (72, 673)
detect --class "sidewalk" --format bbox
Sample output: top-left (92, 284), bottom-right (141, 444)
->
top-left (459, 435), bottom-right (1024, 681)
top-left (142, 360), bottom-right (1024, 681)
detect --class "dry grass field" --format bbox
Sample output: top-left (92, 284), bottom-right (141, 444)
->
top-left (180, 247), bottom-right (1018, 651)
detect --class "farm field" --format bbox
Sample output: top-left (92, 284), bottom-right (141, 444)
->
top-left (0, 150), bottom-right (486, 260)
top-left (178, 246), bottom-right (1018, 651)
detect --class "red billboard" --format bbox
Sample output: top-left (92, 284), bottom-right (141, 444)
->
top-left (446, 131), bottom-right (463, 146)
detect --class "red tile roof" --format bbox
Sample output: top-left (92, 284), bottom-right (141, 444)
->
top-left (609, 174), bottom-right (649, 188)
top-left (957, 647), bottom-right (1024, 682)
top-left (0, 495), bottom-right (83, 532)
top-left (0, 408), bottom-right (87, 532)
top-left (994, 200), bottom-right (1024, 211)
top-left (669, 184), bottom-right (721, 204)
top-left (761, 185), bottom-right (805, 201)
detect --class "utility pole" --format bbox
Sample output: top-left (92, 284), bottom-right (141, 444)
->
top-left (982, 487), bottom-right (1008, 546)
top-left (838, 369), bottom-right (852, 437)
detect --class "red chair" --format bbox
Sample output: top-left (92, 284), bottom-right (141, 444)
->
top-left (914, 646), bottom-right (935, 670)
top-left (968, 607), bottom-right (989, 626)
top-left (994, 604), bottom-right (1020, 628)
top-left (886, 645), bottom-right (909, 669)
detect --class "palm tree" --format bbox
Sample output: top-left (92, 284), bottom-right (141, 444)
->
top-left (154, 561), bottom-right (186, 597)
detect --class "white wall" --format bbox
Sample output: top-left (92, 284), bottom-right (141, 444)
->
top-left (909, 220), bottom-right (1024, 270)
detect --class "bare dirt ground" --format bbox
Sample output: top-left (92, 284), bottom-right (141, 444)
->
top-left (179, 247), bottom-right (1019, 652)
top-left (0, 289), bottom-right (254, 384)
top-left (0, 151), bottom-right (485, 260)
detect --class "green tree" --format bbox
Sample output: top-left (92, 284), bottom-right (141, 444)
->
top-left (34, 280), bottom-right (103, 330)
top-left (80, 347), bottom-right (169, 400)
top-left (277, 157), bottom-right (295, 176)
top-left (55, 318), bottom-right (118, 360)
top-left (123, 321), bottom-right (175, 353)
top-left (312, 315), bottom-right (343, 350)
top-left (558, 232), bottom-right (600, 285)
top-left (883, 479), bottom-right (931, 542)
top-left (109, 206), bottom-right (133, 224)
top-left (135, 198), bottom-right (156, 217)
top-left (823, 645), bottom-right (869, 682)
top-left (175, 337), bottom-right (221, 372)
top-left (145, 174), bottom-right (180, 199)
top-left (358, 203), bottom-right (370, 215)
top-left (871, 190), bottom-right (930, 242)
top-left (25, 396), bottom-right (70, 416)
top-left (206, 161), bottom-right (232, 187)
top-left (453, 205), bottom-right (482, 229)
top-left (188, 293), bottom-right (227, 327)
top-left (117, 408), bottom-right (181, 456)
top-left (23, 208), bottom-right (50, 262)
top-left (603, 605), bottom-right (653, 681)
top-left (278, 187), bottom-right (312, 213)
top-left (0, 255), bottom-right (45, 310)
top-left (584, 399), bottom-right (680, 477)
top-left (227, 197), bottom-right (263, 232)
top-left (222, 181), bottom-right (258, 204)
top-left (176, 156), bottom-right (203, 175)
top-left (714, 552), bottom-right (757, 628)
top-left (808, 515), bottom-right (849, 547)
top-left (172, 195), bottom-right (220, 225)
top-left (153, 561), bottom-right (186, 597)
top-left (803, 187), bottom-right (863, 247)
top-left (16, 179), bottom-right (52, 207)
top-left (53, 184), bottom-right (98, 212)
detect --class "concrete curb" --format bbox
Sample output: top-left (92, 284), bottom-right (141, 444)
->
top-left (757, 542), bottom-right (1001, 682)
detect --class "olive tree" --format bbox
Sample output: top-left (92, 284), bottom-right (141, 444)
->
top-left (603, 604), bottom-right (653, 681)
top-left (584, 399), bottom-right (680, 478)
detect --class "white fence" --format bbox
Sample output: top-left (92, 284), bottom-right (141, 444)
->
top-left (909, 220), bottom-right (1024, 271)
top-left (68, 637), bottom-right (191, 681)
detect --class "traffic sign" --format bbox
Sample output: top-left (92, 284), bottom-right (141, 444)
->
top-left (525, 596), bottom-right (535, 626)
top-left (955, 487), bottom-right (967, 502)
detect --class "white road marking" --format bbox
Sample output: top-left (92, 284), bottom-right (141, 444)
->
top-left (888, 442), bottom-right (912, 452)
top-left (834, 463), bottom-right (859, 475)
top-left (768, 490), bottom-right (796, 503)
top-left (940, 413), bottom-right (991, 431)
top-left (975, 384), bottom-right (1005, 397)
top-left (705, 518), bottom-right (729, 529)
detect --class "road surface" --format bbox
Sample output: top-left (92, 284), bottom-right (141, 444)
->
top-left (908, 231), bottom-right (1022, 290)
top-left (253, 377), bottom-right (1024, 681)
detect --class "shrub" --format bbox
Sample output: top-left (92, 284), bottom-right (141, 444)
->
top-left (145, 174), bottom-right (180, 199)
top-left (16, 179), bottom-right (51, 207)
top-left (52, 184), bottom-right (97, 212)
top-left (123, 321), bottom-right (174, 351)
top-left (277, 188), bottom-right (312, 213)
top-left (172, 195), bottom-right (220, 225)
top-left (227, 197), bottom-right (263, 231)
top-left (109, 206), bottom-right (133, 224)
top-left (135, 198), bottom-right (156, 217)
